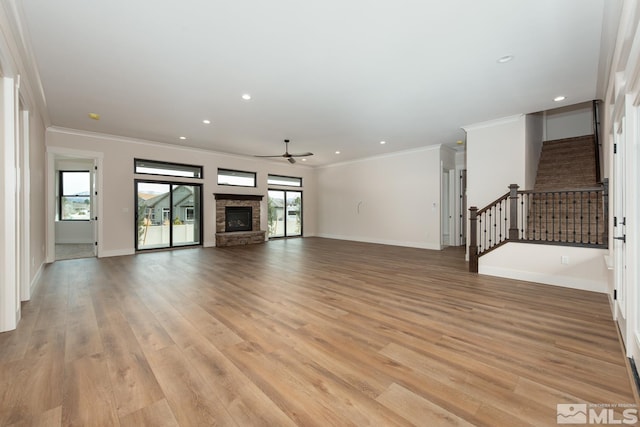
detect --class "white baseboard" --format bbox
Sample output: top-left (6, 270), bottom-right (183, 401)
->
top-left (28, 262), bottom-right (44, 298)
top-left (99, 248), bottom-right (135, 258)
top-left (315, 233), bottom-right (441, 251)
top-left (479, 265), bottom-right (607, 293)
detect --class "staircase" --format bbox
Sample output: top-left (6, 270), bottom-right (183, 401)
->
top-left (468, 134), bottom-right (608, 273)
top-left (533, 135), bottom-right (597, 191)
top-left (526, 135), bottom-right (605, 244)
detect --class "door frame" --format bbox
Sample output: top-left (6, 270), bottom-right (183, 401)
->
top-left (46, 147), bottom-right (103, 263)
top-left (135, 179), bottom-right (203, 251)
top-left (267, 189), bottom-right (303, 239)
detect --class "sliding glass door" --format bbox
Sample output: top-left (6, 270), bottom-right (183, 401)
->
top-left (136, 181), bottom-right (202, 250)
top-left (268, 190), bottom-right (302, 238)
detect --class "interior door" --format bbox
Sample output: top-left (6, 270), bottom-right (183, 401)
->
top-left (614, 117), bottom-right (628, 347)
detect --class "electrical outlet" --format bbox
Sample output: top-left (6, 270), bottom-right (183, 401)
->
top-left (561, 256), bottom-right (569, 265)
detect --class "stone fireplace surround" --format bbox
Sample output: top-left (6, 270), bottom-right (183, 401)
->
top-left (214, 193), bottom-right (266, 247)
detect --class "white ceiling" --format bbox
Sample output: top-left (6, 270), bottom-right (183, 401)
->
top-left (17, 0), bottom-right (610, 166)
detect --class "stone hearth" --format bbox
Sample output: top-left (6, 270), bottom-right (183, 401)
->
top-left (214, 193), bottom-right (266, 247)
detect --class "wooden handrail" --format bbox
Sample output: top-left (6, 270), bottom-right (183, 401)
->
top-left (476, 192), bottom-right (509, 216)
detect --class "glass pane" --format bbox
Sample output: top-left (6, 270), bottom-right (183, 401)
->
top-left (268, 190), bottom-right (285, 237)
top-left (286, 191), bottom-right (302, 236)
top-left (61, 171), bottom-right (91, 220)
top-left (135, 159), bottom-right (202, 178)
top-left (61, 196), bottom-right (91, 220)
top-left (267, 174), bottom-right (302, 187)
top-left (172, 184), bottom-right (201, 246)
top-left (62, 171), bottom-right (90, 195)
top-left (218, 169), bottom-right (256, 187)
top-left (137, 182), bottom-right (171, 250)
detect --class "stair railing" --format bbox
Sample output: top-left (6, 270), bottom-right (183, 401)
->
top-left (469, 180), bottom-right (608, 273)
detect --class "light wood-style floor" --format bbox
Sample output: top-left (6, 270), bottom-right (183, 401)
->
top-left (0, 238), bottom-right (636, 426)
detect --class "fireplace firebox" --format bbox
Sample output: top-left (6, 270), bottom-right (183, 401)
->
top-left (225, 206), bottom-right (252, 232)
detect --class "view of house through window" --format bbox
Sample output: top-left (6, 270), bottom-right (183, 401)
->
top-left (136, 181), bottom-right (202, 250)
top-left (268, 190), bottom-right (302, 238)
top-left (59, 170), bottom-right (91, 220)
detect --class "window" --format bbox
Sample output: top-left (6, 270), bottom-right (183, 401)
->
top-left (162, 208), bottom-right (170, 223)
top-left (217, 168), bottom-right (256, 187)
top-left (59, 171), bottom-right (91, 220)
top-left (184, 207), bottom-right (195, 221)
top-left (135, 159), bottom-right (202, 179)
top-left (268, 174), bottom-right (302, 187)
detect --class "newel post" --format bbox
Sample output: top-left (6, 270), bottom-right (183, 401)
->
top-left (469, 206), bottom-right (478, 273)
top-left (508, 184), bottom-right (519, 241)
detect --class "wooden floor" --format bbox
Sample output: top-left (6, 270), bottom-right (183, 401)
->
top-left (0, 238), bottom-right (636, 426)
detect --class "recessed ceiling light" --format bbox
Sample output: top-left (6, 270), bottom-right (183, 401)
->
top-left (88, 112), bottom-right (100, 120)
top-left (380, 140), bottom-right (386, 145)
top-left (554, 95), bottom-right (566, 102)
top-left (202, 119), bottom-right (211, 124)
top-left (179, 136), bottom-right (187, 140)
top-left (497, 55), bottom-right (514, 64)
top-left (242, 94), bottom-right (251, 100)
top-left (335, 151), bottom-right (341, 154)
top-left (301, 158), bottom-right (307, 162)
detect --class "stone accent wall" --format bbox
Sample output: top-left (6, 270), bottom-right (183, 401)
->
top-left (214, 194), bottom-right (266, 247)
top-left (216, 230), bottom-right (266, 247)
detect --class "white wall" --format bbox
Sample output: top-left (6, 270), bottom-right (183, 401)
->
top-left (545, 102), bottom-right (593, 140)
top-left (480, 243), bottom-right (608, 293)
top-left (316, 146), bottom-right (441, 250)
top-left (46, 128), bottom-right (317, 257)
top-left (464, 114), bottom-right (526, 210)
top-left (525, 113), bottom-right (544, 190)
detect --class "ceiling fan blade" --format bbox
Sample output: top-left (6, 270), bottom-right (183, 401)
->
top-left (287, 157), bottom-right (296, 164)
top-left (290, 152), bottom-right (314, 157)
top-left (254, 154), bottom-right (287, 158)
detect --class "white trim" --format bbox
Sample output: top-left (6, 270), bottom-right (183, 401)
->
top-left (47, 126), bottom-right (314, 169)
top-left (29, 261), bottom-right (43, 296)
top-left (19, 108), bottom-right (30, 301)
top-left (99, 249), bottom-right (135, 258)
top-left (46, 147), bottom-right (104, 263)
top-left (461, 114), bottom-right (524, 133)
top-left (478, 265), bottom-right (607, 294)
top-left (315, 233), bottom-right (441, 251)
top-left (0, 76), bottom-right (18, 332)
top-left (317, 144), bottom-right (442, 170)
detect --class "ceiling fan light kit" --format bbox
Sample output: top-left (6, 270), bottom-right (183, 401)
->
top-left (255, 139), bottom-right (314, 164)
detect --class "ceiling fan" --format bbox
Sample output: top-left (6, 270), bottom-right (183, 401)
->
top-left (255, 139), bottom-right (313, 164)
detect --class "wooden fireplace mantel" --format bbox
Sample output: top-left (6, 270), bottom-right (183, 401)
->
top-left (214, 193), bottom-right (264, 201)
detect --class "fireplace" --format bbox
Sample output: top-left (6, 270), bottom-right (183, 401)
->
top-left (225, 206), bottom-right (252, 232)
top-left (214, 193), bottom-right (266, 247)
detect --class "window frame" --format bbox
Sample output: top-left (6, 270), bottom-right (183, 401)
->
top-left (134, 158), bottom-right (203, 179)
top-left (217, 168), bottom-right (257, 187)
top-left (59, 170), bottom-right (92, 221)
top-left (267, 174), bottom-right (303, 187)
